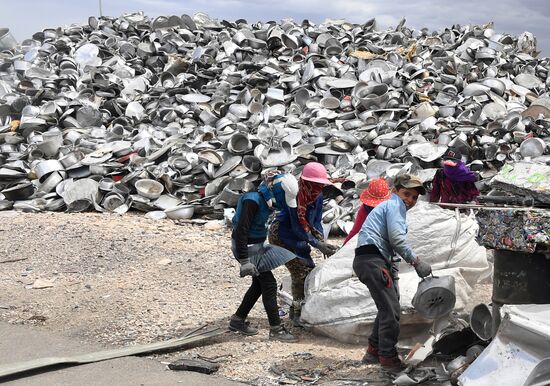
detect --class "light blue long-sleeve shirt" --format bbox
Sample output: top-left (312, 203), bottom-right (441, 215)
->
top-left (357, 194), bottom-right (416, 264)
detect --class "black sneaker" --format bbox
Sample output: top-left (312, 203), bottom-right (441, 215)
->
top-left (269, 325), bottom-right (298, 342)
top-left (229, 315), bottom-right (258, 336)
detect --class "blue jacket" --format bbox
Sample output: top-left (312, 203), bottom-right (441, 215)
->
top-left (232, 191), bottom-right (272, 241)
top-left (274, 194), bottom-right (324, 267)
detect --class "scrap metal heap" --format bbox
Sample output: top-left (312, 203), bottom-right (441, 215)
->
top-left (0, 12), bottom-right (548, 221)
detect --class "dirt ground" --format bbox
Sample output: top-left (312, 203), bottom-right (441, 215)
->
top-left (0, 210), bottom-right (491, 385)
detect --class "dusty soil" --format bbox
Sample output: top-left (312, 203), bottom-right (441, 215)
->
top-left (0, 210), bottom-right (490, 384)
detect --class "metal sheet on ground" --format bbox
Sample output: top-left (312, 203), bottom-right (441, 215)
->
top-left (0, 326), bottom-right (227, 379)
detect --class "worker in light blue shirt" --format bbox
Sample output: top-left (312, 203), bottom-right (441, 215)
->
top-left (357, 194), bottom-right (416, 264)
top-left (353, 174), bottom-right (432, 371)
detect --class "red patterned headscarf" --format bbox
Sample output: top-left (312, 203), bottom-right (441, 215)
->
top-left (297, 178), bottom-right (324, 233)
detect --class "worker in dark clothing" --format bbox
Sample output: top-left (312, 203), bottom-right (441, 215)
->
top-left (353, 174), bottom-right (432, 371)
top-left (229, 172), bottom-right (299, 342)
top-left (429, 147), bottom-right (480, 204)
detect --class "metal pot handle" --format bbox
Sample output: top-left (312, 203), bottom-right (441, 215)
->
top-left (419, 273), bottom-right (437, 282)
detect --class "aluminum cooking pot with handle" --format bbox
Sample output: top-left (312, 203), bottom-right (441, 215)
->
top-left (412, 275), bottom-right (456, 319)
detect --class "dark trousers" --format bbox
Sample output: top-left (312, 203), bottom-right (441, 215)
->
top-left (353, 253), bottom-right (400, 358)
top-left (235, 271), bottom-right (281, 326)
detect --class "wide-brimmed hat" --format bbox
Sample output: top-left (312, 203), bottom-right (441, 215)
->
top-left (360, 178), bottom-right (391, 207)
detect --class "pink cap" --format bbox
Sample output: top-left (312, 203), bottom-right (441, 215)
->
top-left (300, 162), bottom-right (333, 185)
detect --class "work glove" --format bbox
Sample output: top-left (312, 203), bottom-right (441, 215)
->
top-left (238, 258), bottom-right (259, 278)
top-left (305, 231), bottom-right (322, 247)
top-left (414, 259), bottom-right (432, 278)
top-left (317, 241), bottom-right (338, 257)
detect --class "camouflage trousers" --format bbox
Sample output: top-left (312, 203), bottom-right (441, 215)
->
top-left (268, 221), bottom-right (312, 302)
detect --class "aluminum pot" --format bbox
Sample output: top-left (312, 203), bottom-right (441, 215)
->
top-left (28, 148), bottom-right (44, 162)
top-left (412, 275), bottom-right (456, 319)
top-left (228, 133), bottom-right (252, 154)
top-left (34, 160), bottom-right (65, 182)
top-left (38, 171), bottom-right (65, 193)
top-left (321, 154), bottom-right (339, 164)
top-left (1, 182), bottom-right (35, 201)
top-left (135, 179), bottom-right (164, 199)
top-left (242, 155), bottom-right (262, 173)
top-left (520, 137), bottom-right (546, 158)
top-left (469, 303), bottom-right (493, 340)
top-left (353, 82), bottom-right (389, 109)
top-left (37, 139), bottom-right (61, 158)
top-left (0, 28), bottom-right (17, 51)
top-left (99, 178), bottom-right (115, 192)
top-left (217, 186), bottom-right (241, 206)
top-left (59, 151), bottom-right (83, 168)
top-left (164, 204), bottom-right (194, 220)
top-left (66, 164), bottom-right (91, 179)
top-left (102, 193), bottom-right (126, 211)
top-left (62, 178), bottom-right (100, 212)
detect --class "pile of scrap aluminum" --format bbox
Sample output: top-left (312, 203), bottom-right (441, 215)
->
top-left (458, 304), bottom-right (550, 386)
top-left (300, 304), bottom-right (492, 385)
top-left (0, 13), bottom-right (549, 220)
top-left (386, 304), bottom-right (550, 385)
top-left (384, 304), bottom-right (550, 386)
top-left (392, 304), bottom-right (492, 385)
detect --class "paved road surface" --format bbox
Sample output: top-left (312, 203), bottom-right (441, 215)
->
top-left (0, 322), bottom-right (242, 386)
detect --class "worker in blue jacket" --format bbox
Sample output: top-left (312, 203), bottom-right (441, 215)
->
top-left (269, 162), bottom-right (338, 326)
top-left (229, 172), bottom-right (300, 342)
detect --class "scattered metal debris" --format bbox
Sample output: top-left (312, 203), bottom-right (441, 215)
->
top-left (459, 305), bottom-right (550, 385)
top-left (168, 357), bottom-right (220, 374)
top-left (393, 368), bottom-right (437, 385)
top-left (523, 357), bottom-right (550, 386)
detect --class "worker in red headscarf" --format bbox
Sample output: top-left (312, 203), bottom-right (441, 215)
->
top-left (269, 162), bottom-right (338, 326)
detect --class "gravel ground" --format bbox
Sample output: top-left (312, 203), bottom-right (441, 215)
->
top-left (0, 210), bottom-right (491, 384)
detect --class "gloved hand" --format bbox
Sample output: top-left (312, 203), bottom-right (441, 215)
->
top-left (238, 258), bottom-right (259, 278)
top-left (414, 259), bottom-right (432, 278)
top-left (317, 241), bottom-right (338, 257)
top-left (310, 228), bottom-right (324, 242)
top-left (305, 231), bottom-right (321, 247)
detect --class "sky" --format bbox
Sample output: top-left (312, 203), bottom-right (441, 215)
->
top-left (1, 0), bottom-right (550, 56)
